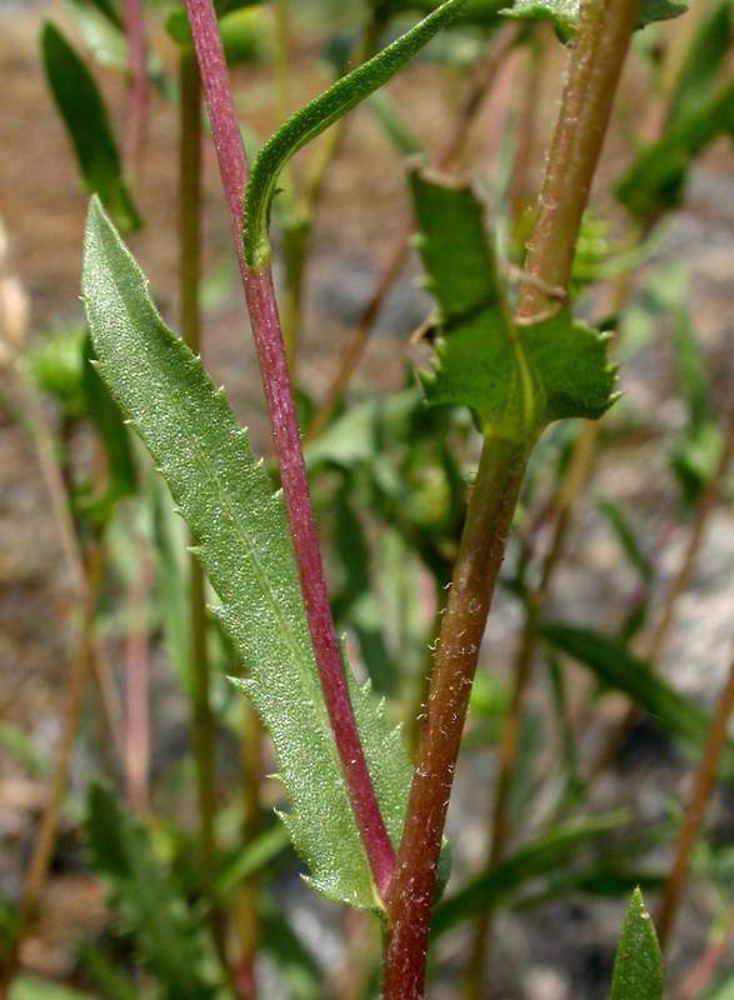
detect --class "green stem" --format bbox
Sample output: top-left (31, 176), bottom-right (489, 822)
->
top-left (179, 47), bottom-right (224, 962)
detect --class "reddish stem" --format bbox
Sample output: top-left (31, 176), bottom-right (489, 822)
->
top-left (183, 0), bottom-right (394, 896)
top-left (122, 0), bottom-right (148, 180)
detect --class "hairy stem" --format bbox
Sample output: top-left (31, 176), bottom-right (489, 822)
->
top-left (463, 422), bottom-right (597, 996)
top-left (383, 0), bottom-right (639, 992)
top-left (184, 0), bottom-right (395, 896)
top-left (179, 47), bottom-right (225, 959)
top-left (517, 0), bottom-right (640, 322)
top-left (383, 436), bottom-right (529, 997)
top-left (656, 651), bottom-right (734, 951)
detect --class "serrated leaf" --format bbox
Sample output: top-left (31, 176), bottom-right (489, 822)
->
top-left (503, 0), bottom-right (686, 41)
top-left (82, 199), bottom-right (410, 910)
top-left (243, 0), bottom-right (468, 268)
top-left (85, 784), bottom-right (217, 999)
top-left (610, 889), bottom-right (663, 1000)
top-left (410, 168), bottom-right (616, 440)
top-left (617, 82), bottom-right (734, 220)
top-left (41, 22), bottom-right (140, 233)
top-left (543, 623), bottom-right (734, 778)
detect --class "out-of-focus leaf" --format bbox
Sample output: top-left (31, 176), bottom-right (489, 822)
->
top-left (410, 168), bottom-right (616, 441)
top-left (368, 91), bottom-right (424, 157)
top-left (0, 723), bottom-right (48, 777)
top-left (41, 23), bottom-right (140, 232)
top-left (76, 943), bottom-right (138, 1000)
top-left (670, 305), bottom-right (722, 504)
top-left (9, 977), bottom-right (93, 1000)
top-left (432, 812), bottom-right (627, 935)
top-left (617, 82), bottom-right (734, 220)
top-left (597, 499), bottom-right (652, 581)
top-left (83, 199), bottom-right (411, 911)
top-left (166, 5), bottom-right (262, 64)
top-left (27, 326), bottom-right (87, 418)
top-left (65, 0), bottom-right (126, 69)
top-left (666, 0), bottom-right (733, 128)
top-left (502, 0), bottom-right (685, 40)
top-left (543, 623), bottom-right (734, 777)
top-left (260, 895), bottom-right (322, 999)
top-left (81, 0), bottom-right (122, 28)
top-left (215, 824), bottom-right (290, 900)
top-left (610, 888), bottom-right (663, 1000)
top-left (85, 784), bottom-right (217, 999)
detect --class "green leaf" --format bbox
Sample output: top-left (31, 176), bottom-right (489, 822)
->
top-left (28, 326), bottom-right (88, 418)
top-left (368, 91), bottom-right (424, 157)
top-left (243, 0), bottom-right (468, 269)
top-left (214, 824), bottom-right (290, 900)
top-left (543, 623), bottom-right (734, 778)
top-left (80, 333), bottom-right (137, 523)
top-left (432, 812), bottom-right (627, 936)
top-left (666, 0), bottom-right (733, 128)
top-left (85, 783), bottom-right (217, 999)
top-left (410, 168), bottom-right (616, 441)
top-left (9, 977), bottom-right (93, 1000)
top-left (609, 888), bottom-right (663, 1000)
top-left (82, 199), bottom-right (411, 910)
top-left (41, 22), bottom-right (140, 233)
top-left (79, 0), bottom-right (122, 29)
top-left (597, 499), bottom-right (652, 582)
top-left (503, 0), bottom-right (686, 41)
top-left (617, 82), bottom-right (734, 220)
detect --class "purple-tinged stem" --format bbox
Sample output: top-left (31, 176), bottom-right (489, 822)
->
top-left (122, 0), bottom-right (148, 182)
top-left (183, 0), bottom-right (395, 898)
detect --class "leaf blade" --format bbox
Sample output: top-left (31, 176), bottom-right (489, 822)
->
top-left (82, 199), bottom-right (410, 910)
top-left (610, 888), bottom-right (663, 1000)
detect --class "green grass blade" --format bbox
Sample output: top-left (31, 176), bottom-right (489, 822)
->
top-left (244, 0), bottom-right (468, 268)
top-left (544, 622), bottom-right (734, 777)
top-left (609, 888), bottom-right (663, 1000)
top-left (82, 199), bottom-right (410, 910)
top-left (431, 812), bottom-right (627, 936)
top-left (41, 22), bottom-right (140, 232)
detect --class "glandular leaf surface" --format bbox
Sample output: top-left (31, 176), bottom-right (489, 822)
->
top-left (82, 199), bottom-right (410, 911)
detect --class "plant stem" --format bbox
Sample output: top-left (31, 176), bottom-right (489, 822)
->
top-left (179, 46), bottom-right (224, 957)
top-left (122, 0), bottom-right (148, 184)
top-left (656, 650), bottom-right (734, 952)
top-left (383, 436), bottom-right (530, 997)
top-left (184, 0), bottom-right (395, 897)
top-left (516, 0), bottom-right (641, 322)
top-left (1, 540), bottom-right (103, 992)
top-left (383, 0), bottom-right (639, 991)
top-left (463, 421), bottom-right (597, 995)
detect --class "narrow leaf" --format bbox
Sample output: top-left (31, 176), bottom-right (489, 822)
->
top-left (666, 0), bottom-right (732, 128)
top-left (41, 22), bottom-right (140, 232)
top-left (243, 0), bottom-right (468, 268)
top-left (82, 199), bottom-right (410, 910)
top-left (609, 888), bottom-right (663, 1000)
top-left (410, 168), bottom-right (616, 440)
top-left (543, 623), bottom-right (734, 777)
top-left (617, 82), bottom-right (734, 220)
top-left (432, 812), bottom-right (627, 936)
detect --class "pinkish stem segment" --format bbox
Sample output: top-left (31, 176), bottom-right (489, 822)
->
top-left (122, 0), bottom-right (148, 178)
top-left (183, 0), bottom-right (395, 897)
